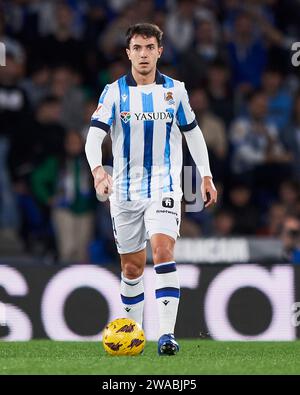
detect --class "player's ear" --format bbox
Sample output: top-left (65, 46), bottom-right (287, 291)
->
top-left (126, 48), bottom-right (131, 60)
top-left (158, 46), bottom-right (163, 58)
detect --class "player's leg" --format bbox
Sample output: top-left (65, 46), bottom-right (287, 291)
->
top-left (110, 200), bottom-right (147, 327)
top-left (120, 248), bottom-right (146, 327)
top-left (150, 233), bottom-right (180, 354)
top-left (145, 198), bottom-right (181, 355)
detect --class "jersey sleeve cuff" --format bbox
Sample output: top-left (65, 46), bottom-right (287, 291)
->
top-left (90, 119), bottom-right (110, 133)
top-left (178, 118), bottom-right (198, 132)
top-left (195, 165), bottom-right (212, 178)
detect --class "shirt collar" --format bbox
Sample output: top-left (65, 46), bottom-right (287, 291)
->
top-left (125, 69), bottom-right (165, 86)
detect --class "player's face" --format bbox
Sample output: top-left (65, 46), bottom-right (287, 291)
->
top-left (126, 35), bottom-right (163, 76)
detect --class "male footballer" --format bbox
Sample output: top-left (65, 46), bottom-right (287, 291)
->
top-left (85, 23), bottom-right (217, 355)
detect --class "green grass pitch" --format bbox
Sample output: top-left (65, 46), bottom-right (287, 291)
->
top-left (0, 340), bottom-right (300, 375)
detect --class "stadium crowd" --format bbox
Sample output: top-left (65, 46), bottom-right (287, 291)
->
top-left (0, 0), bottom-right (300, 263)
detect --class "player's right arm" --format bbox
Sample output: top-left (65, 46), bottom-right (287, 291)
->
top-left (85, 84), bottom-right (116, 197)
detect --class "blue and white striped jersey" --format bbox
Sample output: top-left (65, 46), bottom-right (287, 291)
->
top-left (90, 70), bottom-right (198, 201)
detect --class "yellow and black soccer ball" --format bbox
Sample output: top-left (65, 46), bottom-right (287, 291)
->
top-left (102, 318), bottom-right (145, 356)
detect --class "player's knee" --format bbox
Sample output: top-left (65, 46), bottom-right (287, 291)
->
top-left (152, 244), bottom-right (174, 264)
top-left (123, 263), bottom-right (143, 279)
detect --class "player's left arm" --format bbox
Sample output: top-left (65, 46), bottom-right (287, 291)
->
top-left (184, 129), bottom-right (217, 208)
top-left (176, 83), bottom-right (217, 208)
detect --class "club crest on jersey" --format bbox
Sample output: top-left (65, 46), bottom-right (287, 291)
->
top-left (164, 91), bottom-right (175, 105)
top-left (120, 111), bottom-right (131, 123)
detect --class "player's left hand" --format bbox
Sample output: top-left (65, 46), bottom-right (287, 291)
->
top-left (201, 176), bottom-right (217, 208)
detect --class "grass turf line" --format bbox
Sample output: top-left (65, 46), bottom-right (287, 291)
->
top-left (0, 340), bottom-right (300, 375)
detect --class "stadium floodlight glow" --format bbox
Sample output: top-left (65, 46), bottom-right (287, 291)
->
top-left (0, 266), bottom-right (32, 340)
top-left (204, 265), bottom-right (295, 340)
top-left (41, 266), bottom-right (123, 340)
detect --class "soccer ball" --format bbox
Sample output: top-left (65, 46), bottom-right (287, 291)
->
top-left (102, 318), bottom-right (145, 356)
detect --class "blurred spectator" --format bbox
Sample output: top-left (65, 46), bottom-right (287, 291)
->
top-left (227, 11), bottom-right (267, 93)
top-left (0, 53), bottom-right (29, 140)
top-left (159, 63), bottom-right (179, 80)
top-left (230, 90), bottom-right (292, 191)
top-left (283, 92), bottom-right (300, 180)
top-left (258, 202), bottom-right (287, 237)
top-left (28, 95), bottom-right (65, 163)
top-left (278, 180), bottom-right (300, 211)
top-left (212, 208), bottom-right (235, 237)
top-left (165, 0), bottom-right (196, 54)
top-left (189, 87), bottom-right (227, 183)
top-left (31, 131), bottom-right (96, 263)
top-left (180, 200), bottom-right (206, 237)
top-left (135, 0), bottom-right (156, 23)
top-left (0, 10), bottom-right (25, 64)
top-left (261, 67), bottom-right (293, 131)
top-left (152, 10), bottom-right (175, 65)
top-left (50, 66), bottom-right (85, 130)
top-left (221, 0), bottom-right (244, 41)
top-left (295, 200), bottom-right (300, 219)
top-left (227, 182), bottom-right (259, 235)
top-left (108, 0), bottom-right (135, 13)
top-left (206, 60), bottom-right (234, 128)
top-left (280, 214), bottom-right (300, 263)
top-left (100, 3), bottom-right (138, 59)
top-left (83, 0), bottom-right (109, 45)
top-left (180, 217), bottom-right (202, 238)
top-left (97, 59), bottom-right (128, 88)
top-left (3, 0), bottom-right (56, 40)
top-left (179, 17), bottom-right (226, 89)
top-left (21, 63), bottom-right (51, 109)
top-left (7, 96), bottom-right (66, 256)
top-left (33, 1), bottom-right (85, 72)
top-left (0, 137), bottom-right (20, 238)
top-left (0, 49), bottom-right (28, 235)
top-left (94, 199), bottom-right (118, 262)
top-left (183, 182), bottom-right (224, 237)
top-left (244, 1), bottom-right (295, 73)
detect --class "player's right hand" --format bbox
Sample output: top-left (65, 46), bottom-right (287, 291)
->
top-left (92, 166), bottom-right (113, 197)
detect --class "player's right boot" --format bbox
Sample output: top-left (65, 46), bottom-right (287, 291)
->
top-left (158, 333), bottom-right (179, 356)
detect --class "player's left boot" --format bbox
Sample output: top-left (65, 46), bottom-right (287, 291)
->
top-left (158, 333), bottom-right (179, 356)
